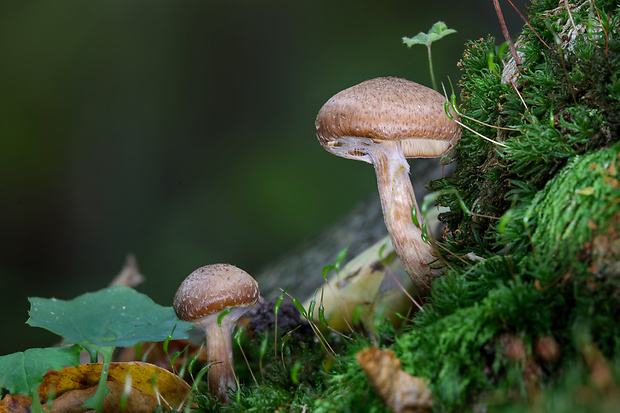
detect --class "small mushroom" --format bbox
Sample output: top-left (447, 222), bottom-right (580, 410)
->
top-left (315, 77), bottom-right (461, 295)
top-left (173, 264), bottom-right (260, 403)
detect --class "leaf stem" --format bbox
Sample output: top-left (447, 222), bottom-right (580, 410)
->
top-left (427, 44), bottom-right (437, 91)
top-left (81, 346), bottom-right (114, 412)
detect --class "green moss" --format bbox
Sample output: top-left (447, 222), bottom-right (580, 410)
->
top-left (524, 143), bottom-right (619, 282)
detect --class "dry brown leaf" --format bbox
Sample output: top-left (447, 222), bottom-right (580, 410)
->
top-left (0, 361), bottom-right (191, 413)
top-left (0, 394), bottom-right (31, 413)
top-left (40, 361), bottom-right (191, 408)
top-left (356, 347), bottom-right (433, 413)
top-left (45, 380), bottom-right (157, 413)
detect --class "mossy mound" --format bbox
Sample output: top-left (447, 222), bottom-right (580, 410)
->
top-left (401, 142), bottom-right (620, 411)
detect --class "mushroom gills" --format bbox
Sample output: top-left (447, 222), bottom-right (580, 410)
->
top-left (326, 136), bottom-right (454, 164)
top-left (326, 137), bottom-right (378, 164)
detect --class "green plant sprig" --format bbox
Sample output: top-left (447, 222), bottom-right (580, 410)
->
top-left (403, 21), bottom-right (456, 91)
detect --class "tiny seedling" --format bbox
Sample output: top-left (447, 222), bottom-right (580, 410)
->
top-left (273, 286), bottom-right (287, 361)
top-left (403, 21), bottom-right (456, 91)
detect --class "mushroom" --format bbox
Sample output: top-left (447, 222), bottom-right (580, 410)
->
top-left (315, 77), bottom-right (461, 296)
top-left (173, 264), bottom-right (260, 403)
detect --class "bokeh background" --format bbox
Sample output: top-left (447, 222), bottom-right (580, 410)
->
top-left (1, 0), bottom-right (527, 355)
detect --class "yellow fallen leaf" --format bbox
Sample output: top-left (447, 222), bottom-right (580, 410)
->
top-left (46, 380), bottom-right (157, 412)
top-left (0, 361), bottom-right (191, 413)
top-left (0, 394), bottom-right (31, 413)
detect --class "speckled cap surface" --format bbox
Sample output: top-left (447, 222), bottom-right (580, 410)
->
top-left (173, 264), bottom-right (260, 322)
top-left (315, 77), bottom-right (461, 158)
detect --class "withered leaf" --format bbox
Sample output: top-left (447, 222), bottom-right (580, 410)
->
top-left (356, 347), bottom-right (433, 413)
top-left (46, 381), bottom-right (157, 413)
top-left (0, 361), bottom-right (191, 413)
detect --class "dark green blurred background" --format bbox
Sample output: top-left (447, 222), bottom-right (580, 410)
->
top-left (1, 0), bottom-right (526, 355)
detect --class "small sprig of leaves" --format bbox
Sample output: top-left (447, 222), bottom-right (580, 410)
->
top-left (403, 21), bottom-right (457, 91)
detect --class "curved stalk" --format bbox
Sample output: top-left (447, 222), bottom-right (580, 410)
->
top-left (369, 140), bottom-right (441, 296)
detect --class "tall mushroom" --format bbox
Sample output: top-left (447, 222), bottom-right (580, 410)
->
top-left (315, 77), bottom-right (461, 296)
top-left (173, 264), bottom-right (260, 403)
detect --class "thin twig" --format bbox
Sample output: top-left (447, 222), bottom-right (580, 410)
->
top-left (456, 118), bottom-right (509, 147)
top-left (385, 266), bottom-right (424, 312)
top-left (591, 0), bottom-right (609, 55)
top-left (492, 0), bottom-right (521, 66)
top-left (506, 0), bottom-right (551, 49)
top-left (509, 80), bottom-right (529, 111)
top-left (563, 0), bottom-right (577, 33)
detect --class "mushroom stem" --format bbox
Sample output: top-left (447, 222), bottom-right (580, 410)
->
top-left (201, 319), bottom-right (236, 404)
top-left (369, 140), bottom-right (440, 294)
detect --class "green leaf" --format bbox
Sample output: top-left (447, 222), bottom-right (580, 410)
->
top-left (402, 32), bottom-right (429, 46)
top-left (321, 264), bottom-right (335, 280)
top-left (0, 345), bottom-right (81, 396)
top-left (307, 295), bottom-right (316, 321)
top-left (274, 288), bottom-right (287, 316)
top-left (333, 243), bottom-right (349, 272)
top-left (163, 325), bottom-right (176, 354)
top-left (285, 293), bottom-right (308, 319)
top-left (26, 285), bottom-right (193, 350)
top-left (427, 21), bottom-right (456, 43)
top-left (187, 344), bottom-right (203, 375)
top-left (402, 21), bottom-right (456, 47)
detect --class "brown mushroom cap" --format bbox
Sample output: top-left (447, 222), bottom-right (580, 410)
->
top-left (315, 76), bottom-right (461, 159)
top-left (173, 264), bottom-right (260, 322)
